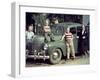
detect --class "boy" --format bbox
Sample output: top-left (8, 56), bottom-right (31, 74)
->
top-left (43, 19), bottom-right (54, 42)
top-left (26, 24), bottom-right (34, 51)
top-left (61, 28), bottom-right (75, 60)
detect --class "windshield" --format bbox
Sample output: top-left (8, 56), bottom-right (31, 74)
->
top-left (51, 25), bottom-right (64, 35)
top-left (70, 27), bottom-right (76, 34)
top-left (35, 25), bottom-right (64, 36)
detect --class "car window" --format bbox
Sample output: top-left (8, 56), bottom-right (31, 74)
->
top-left (70, 27), bottom-right (76, 34)
top-left (77, 26), bottom-right (82, 36)
top-left (51, 26), bottom-right (64, 35)
top-left (77, 26), bottom-right (82, 33)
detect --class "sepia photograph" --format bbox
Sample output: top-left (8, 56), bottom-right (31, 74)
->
top-left (25, 13), bottom-right (90, 67)
top-left (11, 2), bottom-right (97, 77)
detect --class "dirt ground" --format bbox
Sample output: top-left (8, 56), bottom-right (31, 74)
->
top-left (26, 55), bottom-right (90, 67)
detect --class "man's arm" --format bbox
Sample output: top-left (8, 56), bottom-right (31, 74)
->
top-left (61, 34), bottom-right (65, 41)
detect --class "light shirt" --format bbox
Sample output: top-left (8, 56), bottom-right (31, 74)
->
top-left (26, 31), bottom-right (34, 40)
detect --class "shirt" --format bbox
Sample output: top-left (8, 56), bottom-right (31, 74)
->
top-left (65, 32), bottom-right (73, 43)
top-left (26, 31), bottom-right (34, 40)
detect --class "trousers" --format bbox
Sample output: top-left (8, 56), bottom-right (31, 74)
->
top-left (66, 40), bottom-right (75, 59)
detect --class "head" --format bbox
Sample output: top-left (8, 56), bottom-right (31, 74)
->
top-left (54, 19), bottom-right (59, 24)
top-left (53, 17), bottom-right (59, 24)
top-left (45, 19), bottom-right (50, 26)
top-left (28, 25), bottom-right (33, 31)
top-left (66, 27), bottom-right (70, 33)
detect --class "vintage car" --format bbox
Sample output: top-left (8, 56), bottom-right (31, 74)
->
top-left (26, 22), bottom-right (83, 64)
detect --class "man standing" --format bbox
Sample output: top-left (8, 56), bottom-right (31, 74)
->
top-left (81, 25), bottom-right (89, 56)
top-left (61, 28), bottom-right (75, 60)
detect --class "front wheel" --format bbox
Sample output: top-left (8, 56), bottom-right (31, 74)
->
top-left (49, 49), bottom-right (62, 64)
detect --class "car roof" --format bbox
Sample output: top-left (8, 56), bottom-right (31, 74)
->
top-left (52, 22), bottom-right (82, 28)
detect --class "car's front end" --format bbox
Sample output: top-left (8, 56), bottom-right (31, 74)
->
top-left (26, 35), bottom-right (50, 61)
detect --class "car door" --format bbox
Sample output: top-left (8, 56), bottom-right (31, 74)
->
top-left (70, 27), bottom-right (78, 53)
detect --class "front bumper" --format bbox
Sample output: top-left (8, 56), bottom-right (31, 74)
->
top-left (26, 50), bottom-right (49, 60)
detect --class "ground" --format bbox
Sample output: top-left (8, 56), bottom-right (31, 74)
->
top-left (26, 55), bottom-right (89, 67)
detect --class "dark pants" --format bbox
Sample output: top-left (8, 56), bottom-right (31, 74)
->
top-left (26, 39), bottom-right (33, 51)
top-left (80, 39), bottom-right (88, 55)
top-left (44, 32), bottom-right (54, 42)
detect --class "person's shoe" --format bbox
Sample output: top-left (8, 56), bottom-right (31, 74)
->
top-left (65, 57), bottom-right (70, 61)
top-left (71, 57), bottom-right (75, 60)
top-left (71, 56), bottom-right (75, 60)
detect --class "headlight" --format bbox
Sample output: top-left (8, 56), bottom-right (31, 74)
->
top-left (43, 44), bottom-right (48, 50)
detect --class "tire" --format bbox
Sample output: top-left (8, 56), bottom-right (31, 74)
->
top-left (26, 49), bottom-right (29, 59)
top-left (49, 49), bottom-right (62, 64)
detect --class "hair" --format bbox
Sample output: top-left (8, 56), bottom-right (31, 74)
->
top-left (27, 24), bottom-right (33, 30)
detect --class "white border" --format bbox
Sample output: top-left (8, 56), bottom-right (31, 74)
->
top-left (11, 2), bottom-right (97, 78)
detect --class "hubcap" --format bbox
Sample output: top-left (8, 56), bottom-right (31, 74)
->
top-left (53, 52), bottom-right (59, 59)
